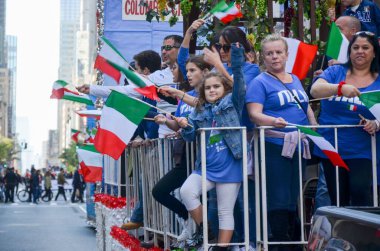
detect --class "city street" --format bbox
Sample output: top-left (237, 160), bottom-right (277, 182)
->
top-left (0, 200), bottom-right (96, 251)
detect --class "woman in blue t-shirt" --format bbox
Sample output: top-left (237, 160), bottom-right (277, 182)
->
top-left (310, 31), bottom-right (380, 207)
top-left (246, 34), bottom-right (317, 247)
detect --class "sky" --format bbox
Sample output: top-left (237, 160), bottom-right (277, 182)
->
top-left (6, 0), bottom-right (60, 156)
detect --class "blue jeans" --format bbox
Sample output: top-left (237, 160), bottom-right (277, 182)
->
top-left (130, 179), bottom-right (143, 223)
top-left (265, 142), bottom-right (304, 211)
top-left (315, 164), bottom-right (331, 211)
top-left (323, 158), bottom-right (372, 206)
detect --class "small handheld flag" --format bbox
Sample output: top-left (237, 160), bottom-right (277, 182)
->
top-left (51, 80), bottom-right (94, 106)
top-left (359, 91), bottom-right (380, 121)
top-left (94, 91), bottom-right (151, 159)
top-left (326, 22), bottom-right (349, 63)
top-left (297, 125), bottom-right (349, 170)
top-left (208, 0), bottom-right (243, 24)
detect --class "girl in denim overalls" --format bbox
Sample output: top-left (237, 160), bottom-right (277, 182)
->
top-left (176, 44), bottom-right (245, 250)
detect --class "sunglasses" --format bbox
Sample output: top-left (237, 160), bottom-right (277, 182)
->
top-left (214, 43), bottom-right (231, 52)
top-left (161, 45), bottom-right (180, 51)
top-left (355, 31), bottom-right (375, 37)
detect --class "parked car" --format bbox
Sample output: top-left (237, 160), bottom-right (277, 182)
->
top-left (308, 206), bottom-right (380, 251)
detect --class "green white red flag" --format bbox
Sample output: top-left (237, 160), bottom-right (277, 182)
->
top-left (50, 80), bottom-right (94, 105)
top-left (94, 37), bottom-right (159, 100)
top-left (326, 22), bottom-right (349, 63)
top-left (359, 91), bottom-right (380, 121)
top-left (94, 90), bottom-right (151, 159)
top-left (297, 126), bottom-right (349, 170)
top-left (108, 61), bottom-right (159, 101)
top-left (84, 128), bottom-right (96, 144)
top-left (76, 109), bottom-right (101, 120)
top-left (284, 38), bottom-right (318, 80)
top-left (71, 129), bottom-right (81, 143)
top-left (209, 0), bottom-right (243, 24)
top-left (77, 144), bottom-right (103, 183)
top-left (95, 37), bottom-right (129, 85)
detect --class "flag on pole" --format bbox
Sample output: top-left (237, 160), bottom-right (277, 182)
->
top-left (50, 80), bottom-right (94, 105)
top-left (95, 37), bottom-right (159, 100)
top-left (359, 91), bottom-right (380, 121)
top-left (297, 126), bottom-right (349, 170)
top-left (209, 0), bottom-right (243, 24)
top-left (71, 129), bottom-right (81, 143)
top-left (94, 91), bottom-right (151, 159)
top-left (76, 109), bottom-right (102, 120)
top-left (285, 38), bottom-right (318, 80)
top-left (94, 56), bottom-right (123, 85)
top-left (107, 61), bottom-right (159, 101)
top-left (326, 22), bottom-right (349, 63)
top-left (84, 128), bottom-right (96, 144)
top-left (77, 144), bottom-right (103, 183)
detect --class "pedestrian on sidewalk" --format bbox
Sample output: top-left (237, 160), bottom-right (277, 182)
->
top-left (42, 170), bottom-right (53, 201)
top-left (55, 168), bottom-right (68, 201)
top-left (71, 169), bottom-right (84, 203)
top-left (4, 167), bottom-right (17, 203)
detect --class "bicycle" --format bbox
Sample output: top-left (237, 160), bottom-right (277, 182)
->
top-left (41, 188), bottom-right (53, 202)
top-left (17, 188), bottom-right (30, 202)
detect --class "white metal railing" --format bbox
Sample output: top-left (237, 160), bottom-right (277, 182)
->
top-left (199, 126), bottom-right (250, 250)
top-left (101, 124), bottom-right (378, 250)
top-left (254, 124), bottom-right (378, 251)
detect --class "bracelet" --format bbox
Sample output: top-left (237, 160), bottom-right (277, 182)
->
top-left (337, 81), bottom-right (346, 96)
top-left (375, 120), bottom-right (380, 132)
top-left (180, 92), bottom-right (186, 101)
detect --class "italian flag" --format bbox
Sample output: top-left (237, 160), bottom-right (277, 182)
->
top-left (77, 145), bottom-right (103, 183)
top-left (71, 129), bottom-right (81, 143)
top-left (50, 80), bottom-right (94, 105)
top-left (95, 36), bottom-right (129, 85)
top-left (95, 37), bottom-right (159, 100)
top-left (359, 91), bottom-right (380, 121)
top-left (285, 38), bottom-right (318, 80)
top-left (348, 104), bottom-right (357, 111)
top-left (94, 90), bottom-right (151, 160)
top-left (209, 0), bottom-right (243, 24)
top-left (297, 126), bottom-right (349, 170)
top-left (326, 22), bottom-right (349, 63)
top-left (76, 109), bottom-right (101, 120)
top-left (108, 61), bottom-right (159, 101)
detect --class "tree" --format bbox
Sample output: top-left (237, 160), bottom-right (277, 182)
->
top-left (59, 142), bottom-right (79, 171)
top-left (0, 136), bottom-right (15, 166)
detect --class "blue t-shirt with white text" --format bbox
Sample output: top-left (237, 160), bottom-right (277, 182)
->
top-left (315, 65), bottom-right (380, 159)
top-left (245, 72), bottom-right (309, 145)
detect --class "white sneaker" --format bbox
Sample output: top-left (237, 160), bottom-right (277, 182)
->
top-left (177, 218), bottom-right (192, 242)
top-left (240, 245), bottom-right (256, 251)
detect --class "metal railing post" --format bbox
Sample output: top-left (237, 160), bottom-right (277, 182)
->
top-left (200, 130), bottom-right (209, 250)
top-left (242, 128), bottom-right (249, 250)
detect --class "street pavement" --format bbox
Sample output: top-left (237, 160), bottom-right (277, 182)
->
top-left (0, 199), bottom-right (96, 251)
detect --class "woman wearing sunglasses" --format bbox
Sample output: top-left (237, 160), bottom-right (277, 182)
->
top-left (311, 31), bottom-right (380, 207)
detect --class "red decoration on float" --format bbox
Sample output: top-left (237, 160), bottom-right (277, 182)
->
top-left (110, 226), bottom-right (163, 251)
top-left (94, 194), bottom-right (127, 209)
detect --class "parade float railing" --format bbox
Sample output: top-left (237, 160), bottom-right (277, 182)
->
top-left (254, 124), bottom-right (378, 251)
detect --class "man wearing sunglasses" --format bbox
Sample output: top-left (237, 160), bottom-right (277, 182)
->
top-left (148, 34), bottom-right (183, 86)
top-left (342, 0), bottom-right (380, 40)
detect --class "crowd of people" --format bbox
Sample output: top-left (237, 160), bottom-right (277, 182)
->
top-left (75, 1), bottom-right (380, 250)
top-left (0, 166), bottom-right (86, 204)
